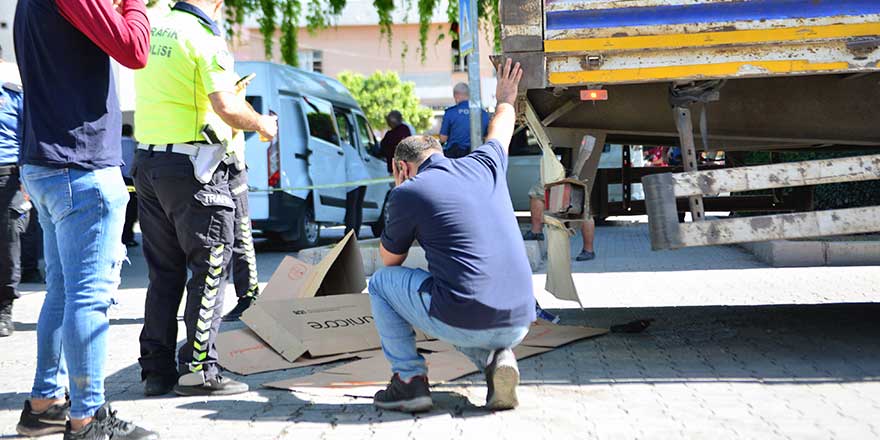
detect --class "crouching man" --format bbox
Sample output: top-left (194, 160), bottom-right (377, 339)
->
top-left (368, 59), bottom-right (532, 412)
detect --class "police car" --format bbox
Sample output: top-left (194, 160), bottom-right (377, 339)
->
top-left (238, 62), bottom-right (391, 248)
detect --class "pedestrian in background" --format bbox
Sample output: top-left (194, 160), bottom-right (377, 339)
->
top-left (0, 45), bottom-right (26, 338)
top-left (380, 110), bottom-right (412, 173)
top-left (439, 82), bottom-right (489, 158)
top-left (343, 140), bottom-right (370, 238)
top-left (13, 0), bottom-right (156, 438)
top-left (121, 123), bottom-right (139, 247)
top-left (134, 0), bottom-right (276, 399)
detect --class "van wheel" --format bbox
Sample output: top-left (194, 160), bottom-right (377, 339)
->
top-left (370, 196), bottom-right (389, 238)
top-left (294, 207), bottom-right (320, 249)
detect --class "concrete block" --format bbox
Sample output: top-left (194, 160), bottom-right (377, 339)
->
top-left (298, 238), bottom-right (544, 276)
top-left (825, 241), bottom-right (880, 266)
top-left (741, 240), bottom-right (826, 267)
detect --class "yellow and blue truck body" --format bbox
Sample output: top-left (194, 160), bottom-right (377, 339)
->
top-left (503, 0), bottom-right (880, 148)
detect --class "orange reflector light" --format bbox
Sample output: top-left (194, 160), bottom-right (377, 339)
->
top-left (580, 89), bottom-right (608, 101)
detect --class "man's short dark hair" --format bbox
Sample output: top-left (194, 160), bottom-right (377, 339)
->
top-left (387, 110), bottom-right (402, 122)
top-left (394, 136), bottom-right (442, 163)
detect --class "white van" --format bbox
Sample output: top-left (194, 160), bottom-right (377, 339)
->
top-left (237, 62), bottom-right (391, 248)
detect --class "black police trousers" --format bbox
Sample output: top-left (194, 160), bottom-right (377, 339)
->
top-left (228, 166), bottom-right (259, 299)
top-left (0, 169), bottom-right (28, 306)
top-left (134, 150), bottom-right (234, 381)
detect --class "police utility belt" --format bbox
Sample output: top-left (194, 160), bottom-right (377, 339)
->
top-left (137, 142), bottom-right (234, 184)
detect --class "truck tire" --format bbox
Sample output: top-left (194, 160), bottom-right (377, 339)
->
top-left (293, 206), bottom-right (320, 249)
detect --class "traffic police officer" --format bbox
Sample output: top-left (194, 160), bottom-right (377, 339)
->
top-left (439, 82), bottom-right (489, 158)
top-left (0, 50), bottom-right (26, 338)
top-left (133, 0), bottom-right (277, 397)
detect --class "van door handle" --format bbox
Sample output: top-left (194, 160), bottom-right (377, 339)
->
top-left (337, 150), bottom-right (344, 156)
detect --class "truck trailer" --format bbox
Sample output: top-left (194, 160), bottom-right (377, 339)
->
top-left (501, 0), bottom-right (880, 249)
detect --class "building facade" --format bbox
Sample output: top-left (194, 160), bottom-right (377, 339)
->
top-left (230, 0), bottom-right (498, 113)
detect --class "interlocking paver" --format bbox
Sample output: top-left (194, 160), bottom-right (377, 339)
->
top-left (2, 224), bottom-right (880, 439)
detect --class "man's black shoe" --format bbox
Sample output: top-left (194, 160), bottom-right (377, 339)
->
top-left (16, 398), bottom-right (69, 437)
top-left (373, 374), bottom-right (432, 413)
top-left (143, 374), bottom-right (176, 397)
top-left (222, 296), bottom-right (255, 322)
top-left (63, 403), bottom-right (158, 440)
top-left (173, 373), bottom-right (249, 396)
top-left (485, 348), bottom-right (520, 411)
top-left (20, 268), bottom-right (45, 284)
top-left (0, 302), bottom-right (13, 337)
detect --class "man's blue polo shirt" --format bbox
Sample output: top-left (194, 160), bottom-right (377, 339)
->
top-left (439, 101), bottom-right (490, 153)
top-left (381, 139), bottom-right (536, 330)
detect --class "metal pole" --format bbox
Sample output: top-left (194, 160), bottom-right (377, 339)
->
top-left (466, 0), bottom-right (483, 152)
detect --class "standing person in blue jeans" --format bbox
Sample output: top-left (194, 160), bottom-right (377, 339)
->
top-left (369, 59), bottom-right (531, 413)
top-left (14, 0), bottom-right (157, 438)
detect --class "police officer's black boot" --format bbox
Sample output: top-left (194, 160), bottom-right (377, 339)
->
top-left (221, 296), bottom-right (254, 322)
top-left (0, 301), bottom-right (13, 337)
top-left (143, 374), bottom-right (176, 397)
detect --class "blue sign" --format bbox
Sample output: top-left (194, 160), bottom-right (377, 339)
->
top-left (459, 0), bottom-right (474, 56)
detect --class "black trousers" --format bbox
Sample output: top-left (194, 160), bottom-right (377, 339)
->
top-left (345, 186), bottom-right (366, 239)
top-left (444, 145), bottom-right (470, 159)
top-left (20, 206), bottom-right (41, 273)
top-left (134, 150), bottom-right (234, 381)
top-left (228, 166), bottom-right (258, 299)
top-left (122, 177), bottom-right (138, 244)
top-left (0, 171), bottom-right (28, 305)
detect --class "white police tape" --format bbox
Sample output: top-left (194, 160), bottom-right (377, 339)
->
top-left (248, 176), bottom-right (394, 193)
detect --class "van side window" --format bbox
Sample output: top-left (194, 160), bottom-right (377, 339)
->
top-left (355, 114), bottom-right (380, 158)
top-left (304, 97), bottom-right (339, 145)
top-left (335, 111), bottom-right (354, 145)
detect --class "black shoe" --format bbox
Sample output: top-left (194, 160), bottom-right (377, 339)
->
top-left (575, 250), bottom-right (596, 261)
top-left (373, 374), bottom-right (432, 413)
top-left (20, 268), bottom-right (45, 284)
top-left (173, 373), bottom-right (249, 397)
top-left (485, 348), bottom-right (520, 411)
top-left (63, 403), bottom-right (158, 440)
top-left (0, 302), bottom-right (13, 337)
top-left (16, 398), bottom-right (69, 437)
top-left (143, 374), bottom-right (176, 397)
top-left (222, 296), bottom-right (255, 322)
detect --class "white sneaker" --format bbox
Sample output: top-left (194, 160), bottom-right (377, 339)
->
top-left (485, 348), bottom-right (519, 410)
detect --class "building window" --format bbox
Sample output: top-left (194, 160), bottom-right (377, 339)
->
top-left (297, 50), bottom-right (323, 73)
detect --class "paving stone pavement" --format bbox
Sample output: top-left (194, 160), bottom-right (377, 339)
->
top-left (1, 223), bottom-right (879, 439)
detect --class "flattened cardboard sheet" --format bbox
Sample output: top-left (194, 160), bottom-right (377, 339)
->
top-left (216, 328), bottom-right (379, 376)
top-left (263, 322), bottom-right (601, 394)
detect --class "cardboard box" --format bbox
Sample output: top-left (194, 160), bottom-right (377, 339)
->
top-left (235, 231), bottom-right (428, 365)
top-left (241, 231), bottom-right (372, 362)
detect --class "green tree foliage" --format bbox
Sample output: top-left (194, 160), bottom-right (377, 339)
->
top-left (338, 71), bottom-right (434, 134)
top-left (146, 0), bottom-right (501, 68)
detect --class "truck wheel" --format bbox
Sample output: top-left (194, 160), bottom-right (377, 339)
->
top-left (293, 206), bottom-right (320, 249)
